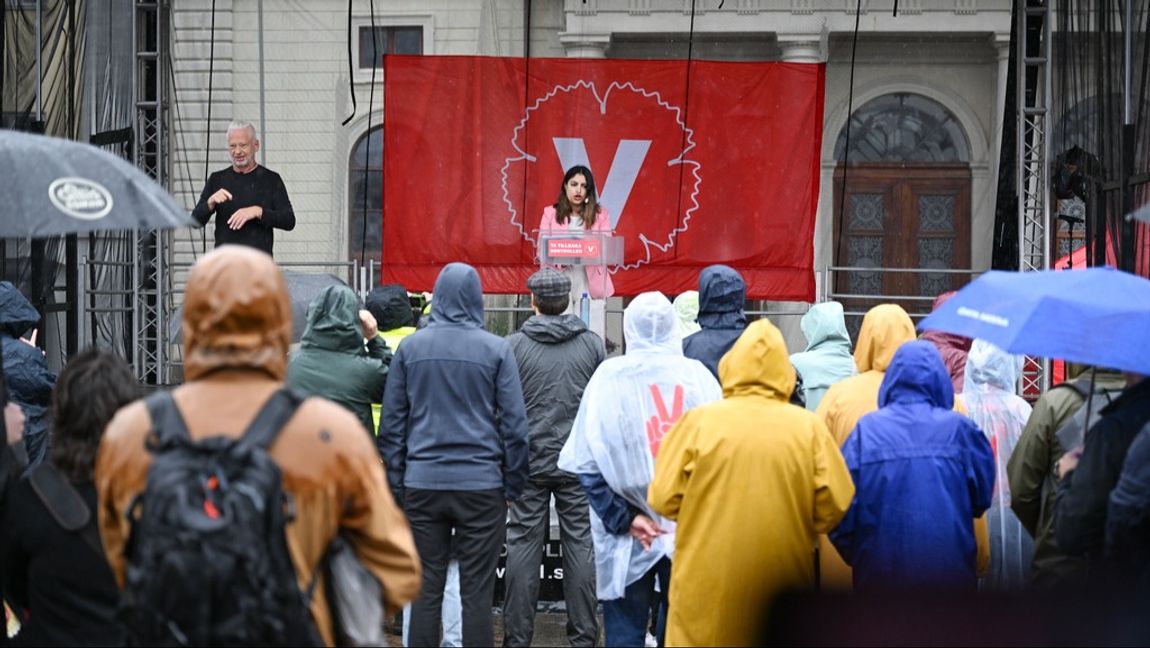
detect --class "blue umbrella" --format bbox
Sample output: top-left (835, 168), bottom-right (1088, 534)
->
top-left (917, 266), bottom-right (1150, 375)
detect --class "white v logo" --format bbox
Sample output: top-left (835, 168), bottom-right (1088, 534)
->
top-left (552, 137), bottom-right (652, 229)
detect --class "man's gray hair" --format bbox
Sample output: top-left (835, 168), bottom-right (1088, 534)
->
top-left (227, 121), bottom-right (257, 138)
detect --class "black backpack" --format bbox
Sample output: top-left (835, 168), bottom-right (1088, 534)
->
top-left (118, 388), bottom-right (321, 647)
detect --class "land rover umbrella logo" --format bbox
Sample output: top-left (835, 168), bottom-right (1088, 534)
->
top-left (48, 177), bottom-right (113, 220)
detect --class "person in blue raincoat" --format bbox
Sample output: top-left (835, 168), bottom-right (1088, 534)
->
top-left (830, 340), bottom-right (995, 591)
top-left (789, 301), bottom-right (856, 412)
top-left (958, 339), bottom-right (1034, 590)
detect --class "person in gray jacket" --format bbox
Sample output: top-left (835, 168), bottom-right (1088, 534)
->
top-left (379, 262), bottom-right (529, 648)
top-left (503, 269), bottom-right (604, 648)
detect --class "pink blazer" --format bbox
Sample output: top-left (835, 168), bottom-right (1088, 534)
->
top-left (538, 205), bottom-right (615, 299)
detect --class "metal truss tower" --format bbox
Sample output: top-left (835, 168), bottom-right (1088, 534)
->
top-left (1017, 0), bottom-right (1053, 394)
top-left (132, 0), bottom-right (170, 384)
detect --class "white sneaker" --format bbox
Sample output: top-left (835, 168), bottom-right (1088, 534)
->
top-left (645, 631), bottom-right (658, 648)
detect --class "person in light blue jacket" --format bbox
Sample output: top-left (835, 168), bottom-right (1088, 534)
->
top-left (789, 301), bottom-right (856, 412)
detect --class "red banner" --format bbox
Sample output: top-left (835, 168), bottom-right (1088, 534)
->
top-left (382, 55), bottom-right (824, 300)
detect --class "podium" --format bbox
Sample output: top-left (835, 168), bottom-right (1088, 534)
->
top-left (537, 231), bottom-right (624, 267)
top-left (536, 232), bottom-right (622, 330)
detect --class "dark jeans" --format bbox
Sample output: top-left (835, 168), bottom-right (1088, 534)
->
top-left (602, 557), bottom-right (671, 648)
top-left (502, 478), bottom-right (598, 647)
top-left (405, 488), bottom-right (506, 648)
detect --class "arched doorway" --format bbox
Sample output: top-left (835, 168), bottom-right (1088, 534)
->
top-left (832, 92), bottom-right (972, 317)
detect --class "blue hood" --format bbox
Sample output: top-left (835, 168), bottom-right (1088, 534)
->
top-left (428, 262), bottom-right (484, 327)
top-left (878, 340), bottom-right (954, 409)
top-left (696, 264), bottom-right (746, 330)
top-left (0, 281), bottom-right (40, 338)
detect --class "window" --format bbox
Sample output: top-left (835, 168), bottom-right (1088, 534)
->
top-left (348, 126), bottom-right (383, 266)
top-left (358, 25), bottom-right (423, 69)
top-left (834, 93), bottom-right (970, 164)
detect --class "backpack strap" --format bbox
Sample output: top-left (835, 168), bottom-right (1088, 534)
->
top-left (144, 390), bottom-right (191, 446)
top-left (238, 388), bottom-right (306, 451)
top-left (27, 462), bottom-right (105, 559)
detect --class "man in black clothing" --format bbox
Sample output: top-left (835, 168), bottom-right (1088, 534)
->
top-left (1054, 373), bottom-right (1150, 577)
top-left (192, 121), bottom-right (295, 256)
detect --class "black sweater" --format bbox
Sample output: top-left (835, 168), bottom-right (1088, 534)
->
top-left (191, 165), bottom-right (295, 256)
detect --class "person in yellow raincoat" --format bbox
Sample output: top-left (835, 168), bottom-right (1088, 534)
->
top-left (648, 319), bottom-right (855, 646)
top-left (815, 303), bottom-right (989, 589)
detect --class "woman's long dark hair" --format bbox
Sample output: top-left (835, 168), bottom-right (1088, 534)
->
top-left (554, 165), bottom-right (600, 229)
top-left (50, 348), bottom-right (142, 482)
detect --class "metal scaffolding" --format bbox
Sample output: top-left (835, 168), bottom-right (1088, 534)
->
top-left (1017, 0), bottom-right (1053, 394)
top-left (132, 0), bottom-right (170, 384)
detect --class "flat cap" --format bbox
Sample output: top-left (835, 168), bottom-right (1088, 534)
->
top-left (527, 268), bottom-right (571, 299)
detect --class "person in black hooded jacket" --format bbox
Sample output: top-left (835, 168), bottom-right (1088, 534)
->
top-left (502, 269), bottom-right (603, 647)
top-left (682, 265), bottom-right (747, 380)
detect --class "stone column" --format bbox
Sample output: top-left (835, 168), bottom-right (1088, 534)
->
top-left (559, 33), bottom-right (610, 58)
top-left (778, 37), bottom-right (826, 63)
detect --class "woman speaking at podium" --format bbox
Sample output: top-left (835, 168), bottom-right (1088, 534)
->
top-left (538, 165), bottom-right (615, 337)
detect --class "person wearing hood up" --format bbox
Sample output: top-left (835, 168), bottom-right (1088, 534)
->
top-left (920, 291), bottom-right (973, 393)
top-left (0, 281), bottom-right (56, 468)
top-left (958, 340), bottom-right (1034, 590)
top-left (682, 265), bottom-right (747, 379)
top-left (287, 284), bottom-right (392, 435)
top-left (789, 301), bottom-right (856, 412)
top-left (558, 292), bottom-right (721, 648)
top-left (830, 341), bottom-right (995, 591)
top-left (503, 269), bottom-right (604, 648)
top-left (813, 303), bottom-right (917, 588)
top-left (671, 291), bottom-right (701, 338)
top-left (378, 262), bottom-right (529, 648)
top-left (95, 247), bottom-right (421, 646)
top-left (649, 319), bottom-right (854, 646)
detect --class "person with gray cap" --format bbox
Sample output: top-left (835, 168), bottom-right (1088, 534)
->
top-left (502, 268), bottom-right (604, 647)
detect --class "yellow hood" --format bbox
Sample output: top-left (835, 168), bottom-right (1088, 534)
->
top-left (718, 319), bottom-right (796, 402)
top-left (853, 304), bottom-right (916, 373)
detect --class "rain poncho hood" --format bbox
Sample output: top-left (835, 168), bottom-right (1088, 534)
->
top-left (878, 339), bottom-right (955, 409)
top-left (672, 291), bottom-right (701, 337)
top-left (790, 301), bottom-right (856, 411)
top-left (428, 262), bottom-right (484, 327)
top-left (300, 284), bottom-right (365, 353)
top-left (366, 283), bottom-right (415, 331)
top-left (182, 246), bottom-right (292, 381)
top-left (830, 340), bottom-right (995, 591)
top-left (855, 303), bottom-right (918, 373)
top-left (695, 265), bottom-right (746, 330)
top-left (959, 339), bottom-right (1033, 589)
top-left (718, 318), bottom-right (796, 402)
top-left (558, 292), bottom-right (722, 600)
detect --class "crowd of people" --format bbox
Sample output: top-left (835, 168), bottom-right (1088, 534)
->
top-left (0, 147), bottom-right (1148, 646)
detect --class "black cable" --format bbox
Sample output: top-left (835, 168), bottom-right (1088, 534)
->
top-left (672, 0), bottom-right (698, 267)
top-left (341, 0), bottom-right (357, 126)
top-left (202, 0), bottom-right (217, 252)
top-left (834, 0), bottom-right (864, 277)
top-left (359, 0), bottom-right (379, 266)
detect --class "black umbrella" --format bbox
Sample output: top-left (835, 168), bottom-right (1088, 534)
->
top-left (0, 130), bottom-right (197, 237)
top-left (170, 271), bottom-right (350, 344)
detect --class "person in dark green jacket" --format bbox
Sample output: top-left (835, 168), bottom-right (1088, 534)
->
top-left (287, 284), bottom-right (391, 435)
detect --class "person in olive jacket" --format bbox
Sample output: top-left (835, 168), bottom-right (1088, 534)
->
top-left (287, 284), bottom-right (392, 435)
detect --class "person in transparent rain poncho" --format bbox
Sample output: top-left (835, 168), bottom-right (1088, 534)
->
top-left (959, 339), bottom-right (1035, 589)
top-left (557, 292), bottom-right (721, 647)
